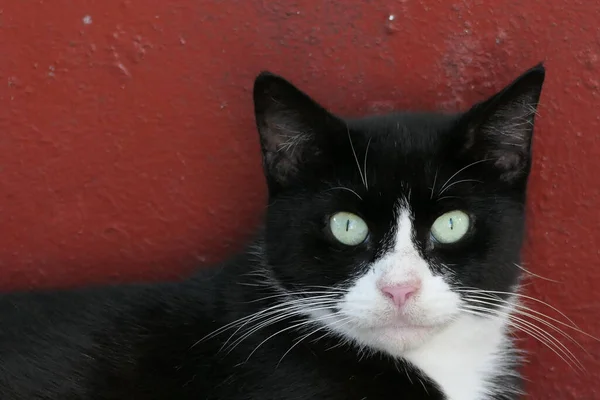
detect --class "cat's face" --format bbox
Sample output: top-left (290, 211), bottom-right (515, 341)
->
top-left (253, 66), bottom-right (545, 356)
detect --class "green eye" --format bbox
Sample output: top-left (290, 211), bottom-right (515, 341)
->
top-left (329, 212), bottom-right (369, 246)
top-left (431, 210), bottom-right (470, 244)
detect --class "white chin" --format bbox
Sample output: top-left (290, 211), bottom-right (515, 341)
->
top-left (373, 325), bottom-right (433, 347)
top-left (377, 325), bottom-right (432, 338)
top-left (341, 322), bottom-right (439, 355)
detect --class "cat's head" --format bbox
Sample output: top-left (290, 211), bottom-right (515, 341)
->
top-left (252, 65), bottom-right (545, 356)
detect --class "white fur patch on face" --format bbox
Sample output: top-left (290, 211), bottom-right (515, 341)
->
top-left (300, 203), bottom-right (517, 399)
top-left (403, 308), bottom-right (518, 400)
top-left (330, 206), bottom-right (462, 355)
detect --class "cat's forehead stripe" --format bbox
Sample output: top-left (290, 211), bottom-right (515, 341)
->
top-left (392, 208), bottom-right (416, 253)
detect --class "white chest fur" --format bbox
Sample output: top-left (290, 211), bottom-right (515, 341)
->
top-left (404, 313), bottom-right (517, 400)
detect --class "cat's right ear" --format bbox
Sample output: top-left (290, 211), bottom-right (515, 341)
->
top-left (253, 72), bottom-right (341, 192)
top-left (458, 64), bottom-right (545, 183)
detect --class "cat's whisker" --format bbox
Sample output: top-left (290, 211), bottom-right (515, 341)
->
top-left (195, 303), bottom-right (297, 346)
top-left (317, 317), bottom-right (357, 352)
top-left (310, 317), bottom-right (354, 346)
top-left (240, 269), bottom-right (273, 281)
top-left (223, 310), bottom-right (313, 354)
top-left (193, 295), bottom-right (339, 347)
top-left (504, 318), bottom-right (582, 373)
top-left (498, 317), bottom-right (583, 372)
top-left (437, 179), bottom-right (483, 197)
top-left (301, 285), bottom-right (348, 294)
top-left (436, 196), bottom-right (461, 202)
top-left (240, 271), bottom-right (269, 278)
top-left (463, 296), bottom-right (588, 355)
top-left (513, 263), bottom-right (560, 283)
top-left (462, 302), bottom-right (583, 369)
top-left (290, 291), bottom-right (343, 297)
top-left (277, 315), bottom-right (351, 366)
top-left (327, 186), bottom-right (363, 201)
top-left (224, 309), bottom-right (306, 354)
top-left (436, 263), bottom-right (456, 275)
top-left (242, 291), bottom-right (343, 304)
top-left (193, 310), bottom-right (273, 346)
top-left (224, 301), bottom-right (340, 354)
top-left (460, 306), bottom-right (584, 373)
top-left (436, 159), bottom-right (491, 196)
top-left (508, 323), bottom-right (582, 373)
top-left (455, 287), bottom-right (581, 330)
top-left (242, 311), bottom-right (342, 363)
top-left (310, 328), bottom-right (338, 344)
top-left (346, 124), bottom-right (367, 190)
top-left (363, 137), bottom-right (372, 191)
top-left (430, 167), bottom-right (439, 199)
top-left (462, 294), bottom-right (594, 345)
top-left (277, 325), bottom-right (329, 366)
top-left (221, 298), bottom-right (340, 348)
top-left (236, 282), bottom-right (265, 287)
top-left (419, 377), bottom-right (430, 395)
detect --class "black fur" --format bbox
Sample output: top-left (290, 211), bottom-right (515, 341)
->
top-left (0, 65), bottom-right (545, 399)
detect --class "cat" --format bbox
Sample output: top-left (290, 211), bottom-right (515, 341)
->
top-left (0, 63), bottom-right (545, 400)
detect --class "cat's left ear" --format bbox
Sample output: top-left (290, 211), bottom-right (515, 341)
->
top-left (253, 72), bottom-right (342, 192)
top-left (460, 63), bottom-right (546, 182)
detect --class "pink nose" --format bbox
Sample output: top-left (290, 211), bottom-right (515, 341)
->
top-left (380, 282), bottom-right (421, 307)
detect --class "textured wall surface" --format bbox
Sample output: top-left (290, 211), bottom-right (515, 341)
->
top-left (1, 0), bottom-right (599, 398)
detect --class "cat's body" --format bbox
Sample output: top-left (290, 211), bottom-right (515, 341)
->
top-left (0, 65), bottom-right (546, 400)
top-left (0, 252), bottom-right (517, 399)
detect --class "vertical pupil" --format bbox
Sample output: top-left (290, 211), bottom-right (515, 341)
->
top-left (448, 217), bottom-right (454, 230)
top-left (346, 219), bottom-right (351, 231)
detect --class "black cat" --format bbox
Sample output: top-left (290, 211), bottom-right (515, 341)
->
top-left (0, 64), bottom-right (545, 399)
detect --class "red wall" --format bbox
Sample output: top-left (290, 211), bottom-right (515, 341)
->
top-left (2, 0), bottom-right (599, 397)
